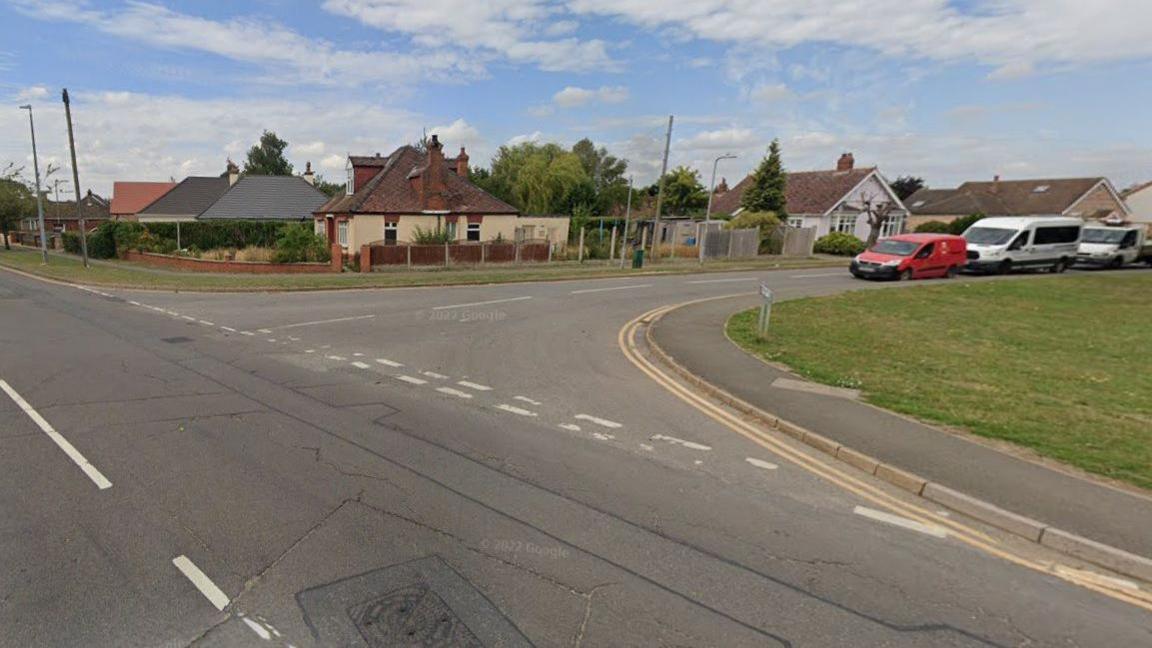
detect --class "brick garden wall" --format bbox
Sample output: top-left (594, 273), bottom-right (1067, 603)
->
top-left (124, 250), bottom-right (337, 274)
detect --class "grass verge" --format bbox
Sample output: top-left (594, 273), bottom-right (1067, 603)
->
top-left (0, 246), bottom-right (843, 292)
top-left (727, 274), bottom-right (1152, 490)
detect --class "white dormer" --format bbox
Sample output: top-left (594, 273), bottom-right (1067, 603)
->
top-left (346, 157), bottom-right (354, 195)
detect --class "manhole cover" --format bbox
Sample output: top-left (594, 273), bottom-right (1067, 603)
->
top-left (162, 336), bottom-right (193, 344)
top-left (297, 556), bottom-right (531, 647)
top-left (349, 585), bottom-right (481, 647)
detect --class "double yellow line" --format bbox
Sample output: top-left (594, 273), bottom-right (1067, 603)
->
top-left (619, 298), bottom-right (1152, 612)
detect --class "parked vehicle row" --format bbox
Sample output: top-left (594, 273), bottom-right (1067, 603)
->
top-left (851, 217), bottom-right (1152, 281)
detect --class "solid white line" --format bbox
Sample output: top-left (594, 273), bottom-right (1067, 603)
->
top-left (457, 380), bottom-right (492, 391)
top-left (0, 379), bottom-right (112, 490)
top-left (276, 314), bottom-right (376, 329)
top-left (686, 277), bottom-right (757, 284)
top-left (242, 618), bottom-right (271, 640)
top-left (198, 320), bottom-right (214, 326)
top-left (376, 358), bottom-right (404, 368)
top-left (421, 371), bottom-right (448, 379)
top-left (570, 284), bottom-right (651, 295)
top-left (220, 326), bottom-right (236, 332)
top-left (790, 272), bottom-right (844, 279)
top-left (514, 395), bottom-right (542, 406)
top-left (350, 361), bottom-right (371, 369)
top-left (558, 423), bottom-right (581, 431)
top-left (437, 386), bottom-right (474, 399)
top-left (395, 374), bottom-right (428, 385)
top-left (853, 506), bottom-right (949, 538)
top-left (574, 414), bottom-right (622, 429)
top-left (494, 404), bottom-right (537, 417)
top-left (128, 300), bottom-right (141, 306)
top-left (745, 457), bottom-right (779, 471)
top-left (651, 434), bottom-right (712, 451)
top-left (164, 310), bottom-right (180, 316)
top-left (172, 555), bottom-right (230, 611)
top-left (432, 296), bottom-right (532, 311)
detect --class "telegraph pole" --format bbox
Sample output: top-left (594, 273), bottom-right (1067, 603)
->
top-left (620, 175), bottom-right (633, 269)
top-left (650, 115), bottom-right (673, 259)
top-left (62, 89), bottom-right (88, 268)
top-left (19, 104), bottom-right (49, 264)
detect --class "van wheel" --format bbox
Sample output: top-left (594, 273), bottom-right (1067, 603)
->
top-left (1052, 258), bottom-right (1069, 274)
top-left (998, 260), bottom-right (1012, 275)
top-left (899, 269), bottom-right (914, 281)
top-left (945, 265), bottom-right (958, 279)
top-left (1108, 256), bottom-right (1123, 270)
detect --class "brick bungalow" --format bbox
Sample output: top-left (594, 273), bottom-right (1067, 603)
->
top-left (22, 189), bottom-right (110, 234)
top-left (711, 153), bottom-right (909, 240)
top-left (109, 181), bottom-right (177, 221)
top-left (313, 135), bottom-right (568, 251)
top-left (906, 176), bottom-right (1131, 229)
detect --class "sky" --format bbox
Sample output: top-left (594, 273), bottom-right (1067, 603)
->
top-left (1, 0), bottom-right (1150, 199)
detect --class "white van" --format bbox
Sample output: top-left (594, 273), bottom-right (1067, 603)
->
top-left (962, 216), bottom-right (1082, 274)
top-left (1075, 226), bottom-right (1152, 268)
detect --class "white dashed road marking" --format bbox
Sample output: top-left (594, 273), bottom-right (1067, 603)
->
top-left (559, 423), bottom-right (581, 432)
top-left (574, 414), bottom-right (622, 429)
top-left (257, 329), bottom-right (272, 334)
top-left (853, 506), bottom-right (949, 539)
top-left (570, 284), bottom-right (651, 295)
top-left (494, 404), bottom-right (538, 417)
top-left (746, 457), bottom-right (779, 471)
top-left (351, 361), bottom-right (371, 369)
top-left (242, 618), bottom-right (271, 640)
top-left (592, 433), bottom-right (615, 441)
top-left (240, 331), bottom-right (255, 336)
top-left (277, 314), bottom-right (376, 329)
top-left (375, 358), bottom-right (404, 368)
top-left (325, 355), bottom-right (347, 361)
top-left (514, 395), bottom-right (542, 406)
top-left (0, 379), bottom-right (113, 490)
top-left (791, 272), bottom-right (844, 279)
top-left (220, 326), bottom-right (237, 332)
top-left (437, 387), bottom-right (474, 399)
top-left (685, 277), bottom-right (757, 284)
top-left (395, 375), bottom-right (428, 385)
top-left (421, 371), bottom-right (448, 379)
top-left (432, 296), bottom-right (532, 310)
top-left (198, 320), bottom-right (214, 326)
top-left (457, 381), bottom-right (492, 392)
top-left (651, 434), bottom-right (712, 451)
top-left (172, 555), bottom-right (230, 611)
top-left (181, 315), bottom-right (196, 321)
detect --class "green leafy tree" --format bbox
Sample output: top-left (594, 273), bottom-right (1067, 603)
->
top-left (741, 138), bottom-right (787, 216)
top-left (243, 130), bottom-right (294, 176)
top-left (726, 210), bottom-right (781, 252)
top-left (890, 176), bottom-right (925, 201)
top-left (660, 166), bottom-right (707, 215)
top-left (948, 212), bottom-right (986, 235)
top-left (312, 175), bottom-right (345, 197)
top-left (571, 138), bottom-right (628, 213)
top-left (488, 142), bottom-right (589, 214)
top-left (0, 164), bottom-right (34, 250)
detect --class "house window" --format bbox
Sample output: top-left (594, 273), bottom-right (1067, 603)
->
top-left (880, 213), bottom-right (905, 238)
top-left (345, 159), bottom-right (354, 195)
top-left (446, 220), bottom-right (457, 240)
top-left (787, 216), bottom-right (803, 228)
top-left (314, 220), bottom-right (325, 237)
top-left (466, 222), bottom-right (481, 242)
top-left (384, 222), bottom-right (397, 244)
top-left (337, 220), bottom-right (348, 247)
top-left (832, 213), bottom-right (857, 234)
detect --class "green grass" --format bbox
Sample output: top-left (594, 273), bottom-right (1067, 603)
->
top-left (728, 274), bottom-right (1152, 490)
top-left (0, 247), bottom-right (842, 292)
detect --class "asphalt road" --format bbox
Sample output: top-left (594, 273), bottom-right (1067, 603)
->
top-left (1, 265), bottom-right (1150, 647)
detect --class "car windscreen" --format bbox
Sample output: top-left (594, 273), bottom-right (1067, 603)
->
top-left (869, 240), bottom-right (919, 256)
top-left (1081, 229), bottom-right (1126, 244)
top-left (964, 227), bottom-right (1016, 245)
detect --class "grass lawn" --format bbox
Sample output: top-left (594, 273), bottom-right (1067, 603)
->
top-left (728, 274), bottom-right (1152, 490)
top-left (0, 247), bottom-right (842, 292)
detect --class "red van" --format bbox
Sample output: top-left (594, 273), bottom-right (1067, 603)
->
top-left (849, 233), bottom-right (968, 280)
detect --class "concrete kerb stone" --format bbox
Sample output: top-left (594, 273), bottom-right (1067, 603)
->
top-left (1040, 528), bottom-right (1152, 584)
top-left (642, 303), bottom-right (1152, 584)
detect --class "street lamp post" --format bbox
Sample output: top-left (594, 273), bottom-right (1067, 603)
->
top-left (700, 153), bottom-right (736, 264)
top-left (19, 104), bottom-right (49, 264)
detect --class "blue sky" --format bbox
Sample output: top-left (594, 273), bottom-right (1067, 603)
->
top-left (2, 0), bottom-right (1150, 197)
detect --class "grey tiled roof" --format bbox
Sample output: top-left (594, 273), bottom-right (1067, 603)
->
top-left (139, 177), bottom-right (229, 218)
top-left (199, 176), bottom-right (329, 221)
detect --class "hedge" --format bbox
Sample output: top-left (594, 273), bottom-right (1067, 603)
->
top-left (914, 220), bottom-right (951, 233)
top-left (143, 221), bottom-right (290, 250)
top-left (814, 232), bottom-right (866, 256)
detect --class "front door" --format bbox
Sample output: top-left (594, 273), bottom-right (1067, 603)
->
top-left (326, 217), bottom-right (335, 244)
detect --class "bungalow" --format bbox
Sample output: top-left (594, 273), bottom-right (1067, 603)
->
top-left (109, 181), bottom-right (177, 221)
top-left (137, 173), bottom-right (230, 223)
top-left (712, 153), bottom-right (909, 240)
top-left (313, 135), bottom-right (568, 251)
top-left (199, 163), bottom-right (328, 222)
top-left (906, 176), bottom-right (1131, 229)
top-left (22, 189), bottom-right (110, 234)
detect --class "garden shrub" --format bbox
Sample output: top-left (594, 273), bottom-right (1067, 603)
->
top-left (411, 225), bottom-right (451, 244)
top-left (814, 232), bottom-right (866, 256)
top-left (62, 231), bottom-right (81, 254)
top-left (914, 220), bottom-right (951, 234)
top-left (87, 222), bottom-right (118, 259)
top-left (112, 221), bottom-right (146, 252)
top-left (948, 212), bottom-right (985, 235)
top-left (272, 224), bottom-right (329, 263)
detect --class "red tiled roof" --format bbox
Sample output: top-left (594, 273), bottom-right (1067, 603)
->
top-left (110, 181), bottom-right (177, 215)
top-left (317, 145), bottom-right (518, 216)
top-left (711, 167), bottom-right (876, 216)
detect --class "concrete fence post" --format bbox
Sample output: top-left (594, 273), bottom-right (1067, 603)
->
top-left (727, 230), bottom-right (735, 259)
top-left (515, 240), bottom-right (521, 264)
top-left (444, 242), bottom-right (449, 267)
top-left (547, 241), bottom-right (553, 263)
top-left (578, 228), bottom-right (585, 264)
top-left (609, 226), bottom-right (617, 262)
top-left (481, 242), bottom-right (486, 265)
top-left (330, 243), bottom-right (343, 272)
top-left (406, 244), bottom-right (411, 268)
top-left (359, 244), bottom-right (372, 273)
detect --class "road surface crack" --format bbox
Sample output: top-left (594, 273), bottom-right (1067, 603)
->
top-left (572, 583), bottom-right (616, 648)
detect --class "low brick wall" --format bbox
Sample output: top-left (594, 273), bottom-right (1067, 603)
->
top-left (124, 250), bottom-right (336, 274)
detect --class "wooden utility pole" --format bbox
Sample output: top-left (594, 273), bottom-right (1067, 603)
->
top-left (650, 115), bottom-right (673, 260)
top-left (62, 88), bottom-right (88, 268)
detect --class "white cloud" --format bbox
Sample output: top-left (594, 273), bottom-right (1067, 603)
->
top-left (747, 83), bottom-right (795, 104)
top-left (553, 85), bottom-right (629, 108)
top-left (987, 61), bottom-right (1035, 80)
top-left (679, 128), bottom-right (756, 152)
top-left (16, 85), bottom-right (49, 100)
top-left (292, 141), bottom-right (327, 156)
top-left (321, 0), bottom-right (615, 72)
top-left (568, 0), bottom-right (1152, 74)
top-left (507, 131), bottom-right (544, 146)
top-left (428, 119), bottom-right (487, 159)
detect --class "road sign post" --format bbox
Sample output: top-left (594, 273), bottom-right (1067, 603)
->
top-left (757, 283), bottom-right (774, 338)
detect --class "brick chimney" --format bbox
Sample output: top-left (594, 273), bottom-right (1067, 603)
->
top-left (836, 152), bottom-right (854, 172)
top-left (455, 147), bottom-right (469, 176)
top-left (303, 161), bottom-right (315, 185)
top-left (715, 177), bottom-right (729, 194)
top-left (226, 158), bottom-right (240, 186)
top-left (421, 134), bottom-right (449, 211)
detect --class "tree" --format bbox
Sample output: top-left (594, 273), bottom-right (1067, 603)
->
top-left (890, 176), bottom-right (925, 201)
top-left (312, 175), bottom-right (345, 198)
top-left (726, 210), bottom-right (781, 253)
top-left (486, 142), bottom-right (590, 214)
top-left (858, 190), bottom-right (897, 248)
top-left (243, 130), bottom-right (293, 176)
top-left (571, 138), bottom-right (629, 214)
top-left (0, 164), bottom-right (34, 250)
top-left (741, 138), bottom-right (787, 216)
top-left (660, 166), bottom-right (707, 215)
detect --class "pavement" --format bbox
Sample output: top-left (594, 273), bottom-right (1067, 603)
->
top-left (1, 265), bottom-right (1150, 647)
top-left (649, 285), bottom-right (1152, 562)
